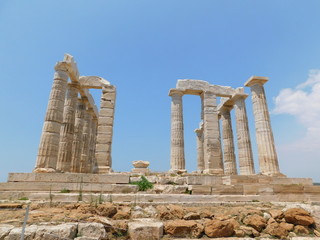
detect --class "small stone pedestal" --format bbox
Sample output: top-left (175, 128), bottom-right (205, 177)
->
top-left (132, 161), bottom-right (150, 174)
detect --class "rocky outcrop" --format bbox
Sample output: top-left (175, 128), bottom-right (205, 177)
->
top-left (164, 220), bottom-right (203, 238)
top-left (243, 214), bottom-right (267, 231)
top-left (204, 219), bottom-right (235, 238)
top-left (1, 202), bottom-right (319, 239)
top-left (284, 208), bottom-right (315, 226)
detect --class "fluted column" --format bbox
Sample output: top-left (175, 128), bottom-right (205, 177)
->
top-left (245, 76), bottom-right (281, 175)
top-left (56, 83), bottom-right (78, 172)
top-left (34, 67), bottom-right (69, 172)
top-left (95, 85), bottom-right (116, 173)
top-left (79, 100), bottom-right (91, 173)
top-left (88, 112), bottom-right (97, 173)
top-left (202, 91), bottom-right (223, 174)
top-left (220, 106), bottom-right (237, 175)
top-left (234, 94), bottom-right (255, 175)
top-left (194, 125), bottom-right (204, 172)
top-left (70, 98), bottom-right (85, 173)
top-left (169, 89), bottom-right (186, 173)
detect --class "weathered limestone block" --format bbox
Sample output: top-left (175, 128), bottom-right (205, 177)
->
top-left (245, 76), bottom-right (281, 176)
top-left (202, 91), bottom-right (223, 174)
top-left (128, 219), bottom-right (163, 240)
top-left (188, 185), bottom-right (212, 195)
top-left (169, 89), bottom-right (185, 173)
top-left (77, 223), bottom-right (106, 239)
top-left (0, 224), bottom-right (14, 239)
top-left (95, 85), bottom-right (116, 173)
top-left (8, 172), bottom-right (130, 184)
top-left (204, 219), bottom-right (235, 238)
top-left (5, 225), bottom-right (38, 240)
top-left (132, 160), bottom-right (150, 168)
top-left (234, 94), bottom-right (255, 175)
top-left (35, 68), bottom-right (69, 171)
top-left (284, 208), bottom-right (315, 226)
top-left (35, 223), bottom-right (78, 239)
top-left (131, 162), bottom-right (150, 174)
top-left (164, 219), bottom-right (203, 238)
top-left (186, 175), bottom-right (223, 185)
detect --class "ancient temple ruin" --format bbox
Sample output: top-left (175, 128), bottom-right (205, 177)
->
top-left (169, 77), bottom-right (282, 176)
top-left (34, 54), bottom-right (115, 174)
top-left (3, 53), bottom-right (320, 206)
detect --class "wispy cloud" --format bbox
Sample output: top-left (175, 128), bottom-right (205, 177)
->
top-left (273, 69), bottom-right (320, 152)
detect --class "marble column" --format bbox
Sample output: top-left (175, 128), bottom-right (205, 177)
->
top-left (220, 106), bottom-right (237, 175)
top-left (202, 91), bottom-right (224, 174)
top-left (56, 83), bottom-right (78, 172)
top-left (88, 112), bottom-right (97, 173)
top-left (70, 98), bottom-right (85, 173)
top-left (194, 125), bottom-right (204, 172)
top-left (245, 76), bottom-right (281, 175)
top-left (95, 85), bottom-right (116, 173)
top-left (79, 100), bottom-right (91, 173)
top-left (169, 89), bottom-right (186, 173)
top-left (34, 67), bottom-right (69, 172)
top-left (234, 94), bottom-right (255, 175)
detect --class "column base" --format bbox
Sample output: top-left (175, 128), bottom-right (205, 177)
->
top-left (203, 168), bottom-right (224, 175)
top-left (260, 172), bottom-right (287, 177)
top-left (97, 166), bottom-right (113, 174)
top-left (33, 168), bottom-right (56, 173)
top-left (131, 168), bottom-right (150, 174)
top-left (168, 169), bottom-right (187, 175)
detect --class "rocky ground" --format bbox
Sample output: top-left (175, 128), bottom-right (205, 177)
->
top-left (1, 201), bottom-right (320, 239)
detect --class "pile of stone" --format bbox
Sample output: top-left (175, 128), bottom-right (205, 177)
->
top-left (1, 202), bottom-right (320, 239)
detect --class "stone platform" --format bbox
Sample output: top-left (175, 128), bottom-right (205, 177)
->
top-left (1, 172), bottom-right (319, 203)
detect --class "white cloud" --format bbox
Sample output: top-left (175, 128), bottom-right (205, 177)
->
top-left (273, 69), bottom-right (320, 151)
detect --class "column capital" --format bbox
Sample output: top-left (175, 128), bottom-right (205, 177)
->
top-left (194, 128), bottom-right (203, 135)
top-left (232, 93), bottom-right (249, 101)
top-left (218, 105), bottom-right (233, 114)
top-left (169, 88), bottom-right (184, 97)
top-left (244, 76), bottom-right (268, 87)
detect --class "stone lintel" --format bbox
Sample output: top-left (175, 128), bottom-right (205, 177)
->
top-left (168, 88), bottom-right (184, 97)
top-left (176, 79), bottom-right (236, 97)
top-left (55, 54), bottom-right (99, 118)
top-left (79, 76), bottom-right (110, 89)
top-left (217, 105), bottom-right (233, 115)
top-left (244, 76), bottom-right (269, 87)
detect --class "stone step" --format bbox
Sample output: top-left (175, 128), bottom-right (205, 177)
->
top-left (0, 182), bottom-right (137, 193)
top-left (222, 175), bottom-right (313, 185)
top-left (2, 192), bottom-right (320, 203)
top-left (8, 172), bottom-right (130, 184)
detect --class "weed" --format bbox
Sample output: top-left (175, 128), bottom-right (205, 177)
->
top-left (49, 185), bottom-right (53, 207)
top-left (98, 192), bottom-right (104, 204)
top-left (60, 188), bottom-right (71, 193)
top-left (18, 197), bottom-right (29, 200)
top-left (131, 176), bottom-right (153, 191)
top-left (185, 189), bottom-right (192, 195)
top-left (167, 181), bottom-right (177, 185)
top-left (78, 177), bottom-right (83, 202)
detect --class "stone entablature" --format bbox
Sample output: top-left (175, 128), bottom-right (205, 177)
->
top-left (169, 77), bottom-right (282, 176)
top-left (34, 54), bottom-right (116, 174)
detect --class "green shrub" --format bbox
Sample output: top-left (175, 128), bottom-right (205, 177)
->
top-left (131, 176), bottom-right (153, 191)
top-left (60, 188), bottom-right (71, 193)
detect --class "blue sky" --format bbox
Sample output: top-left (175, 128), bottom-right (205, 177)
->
top-left (1, 1), bottom-right (320, 182)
